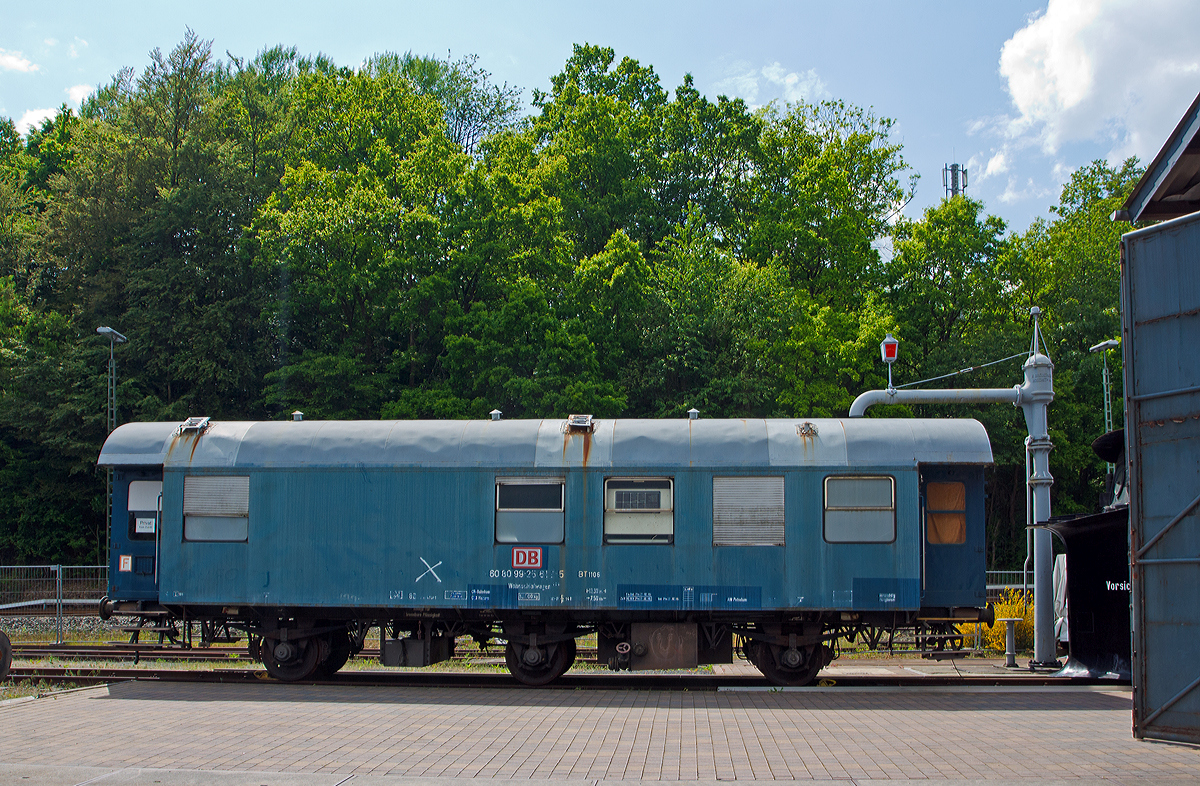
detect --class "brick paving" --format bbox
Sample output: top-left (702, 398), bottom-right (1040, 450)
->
top-left (0, 682), bottom-right (1197, 782)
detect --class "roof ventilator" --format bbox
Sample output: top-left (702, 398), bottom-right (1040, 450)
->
top-left (688, 408), bottom-right (700, 420)
top-left (564, 414), bottom-right (594, 434)
top-left (797, 421), bottom-right (818, 437)
top-left (178, 416), bottom-right (211, 436)
top-left (490, 409), bottom-right (502, 421)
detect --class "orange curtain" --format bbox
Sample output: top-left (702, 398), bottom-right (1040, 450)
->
top-left (927, 482), bottom-right (966, 544)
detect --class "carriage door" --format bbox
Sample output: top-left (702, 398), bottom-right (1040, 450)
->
top-left (920, 465), bottom-right (986, 608)
top-left (109, 470), bottom-right (162, 602)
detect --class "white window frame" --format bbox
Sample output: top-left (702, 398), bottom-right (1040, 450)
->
top-left (823, 475), bottom-right (896, 544)
top-left (603, 477), bottom-right (674, 545)
top-left (495, 477), bottom-right (565, 512)
top-left (183, 475), bottom-right (250, 543)
top-left (494, 477), bottom-right (566, 544)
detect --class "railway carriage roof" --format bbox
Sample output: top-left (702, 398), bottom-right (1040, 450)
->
top-left (98, 418), bottom-right (992, 469)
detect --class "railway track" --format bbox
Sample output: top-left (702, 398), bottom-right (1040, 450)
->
top-left (8, 642), bottom-right (1132, 691)
top-left (5, 661), bottom-right (1129, 690)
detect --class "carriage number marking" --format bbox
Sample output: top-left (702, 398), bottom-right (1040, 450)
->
top-left (489, 569), bottom-right (564, 579)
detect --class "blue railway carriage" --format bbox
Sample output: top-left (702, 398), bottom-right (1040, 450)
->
top-left (97, 415), bottom-right (994, 685)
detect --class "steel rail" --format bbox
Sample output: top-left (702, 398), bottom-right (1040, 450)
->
top-left (5, 664), bottom-right (1130, 690)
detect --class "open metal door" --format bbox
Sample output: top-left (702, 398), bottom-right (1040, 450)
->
top-left (1123, 212), bottom-right (1200, 743)
top-left (109, 469), bottom-right (163, 602)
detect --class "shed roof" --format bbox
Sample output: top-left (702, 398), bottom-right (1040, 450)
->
top-left (1122, 90), bottom-right (1200, 222)
top-left (97, 418), bottom-right (993, 470)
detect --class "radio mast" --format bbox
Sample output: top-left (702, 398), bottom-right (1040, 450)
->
top-left (943, 162), bottom-right (968, 198)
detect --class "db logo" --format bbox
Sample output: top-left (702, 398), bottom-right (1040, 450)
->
top-left (512, 547), bottom-right (542, 569)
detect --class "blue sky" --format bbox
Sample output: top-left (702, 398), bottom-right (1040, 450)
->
top-left (3, 0), bottom-right (1199, 234)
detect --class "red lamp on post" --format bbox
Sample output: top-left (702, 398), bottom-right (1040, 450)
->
top-left (880, 333), bottom-right (898, 391)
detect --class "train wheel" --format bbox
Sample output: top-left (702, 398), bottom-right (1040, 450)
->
top-left (313, 630), bottom-right (352, 679)
top-left (0, 630), bottom-right (11, 682)
top-left (753, 641), bottom-right (824, 687)
top-left (505, 640), bottom-right (571, 686)
top-left (262, 635), bottom-right (320, 681)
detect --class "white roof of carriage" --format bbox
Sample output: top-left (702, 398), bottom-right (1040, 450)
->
top-left (98, 417), bottom-right (993, 469)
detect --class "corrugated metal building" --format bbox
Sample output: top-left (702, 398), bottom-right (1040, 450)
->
top-left (1119, 89), bottom-right (1200, 744)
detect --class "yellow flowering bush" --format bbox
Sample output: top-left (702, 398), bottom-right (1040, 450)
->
top-left (963, 588), bottom-right (1033, 653)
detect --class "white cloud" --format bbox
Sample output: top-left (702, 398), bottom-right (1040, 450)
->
top-left (16, 108), bottom-right (57, 135)
top-left (985, 151), bottom-right (1009, 178)
top-left (0, 49), bottom-right (38, 73)
top-left (713, 60), bottom-right (829, 108)
top-left (761, 63), bottom-right (829, 103)
top-left (997, 175), bottom-right (1056, 205)
top-left (44, 38), bottom-right (57, 47)
top-left (66, 84), bottom-right (92, 107)
top-left (68, 37), bottom-right (88, 59)
top-left (999, 0), bottom-right (1200, 160)
top-left (713, 60), bottom-right (761, 104)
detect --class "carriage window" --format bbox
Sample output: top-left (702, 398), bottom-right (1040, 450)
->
top-left (604, 478), bottom-right (673, 544)
top-left (823, 476), bottom-right (895, 543)
top-left (713, 476), bottom-right (785, 546)
top-left (184, 476), bottom-right (249, 542)
top-left (495, 478), bottom-right (564, 544)
top-left (926, 482), bottom-right (966, 544)
top-left (127, 480), bottom-right (162, 541)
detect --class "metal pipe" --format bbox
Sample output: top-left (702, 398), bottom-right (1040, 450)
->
top-left (1024, 437), bottom-right (1033, 602)
top-left (848, 387), bottom-right (1020, 417)
top-left (53, 565), bottom-right (63, 645)
top-left (1019, 346), bottom-right (1057, 667)
top-left (1130, 383), bottom-right (1200, 402)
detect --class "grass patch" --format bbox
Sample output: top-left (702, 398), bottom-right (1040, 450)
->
top-left (0, 679), bottom-right (81, 701)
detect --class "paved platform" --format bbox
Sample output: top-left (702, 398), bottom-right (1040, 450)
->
top-left (1, 681), bottom-right (1197, 783)
top-left (711, 655), bottom-right (1036, 679)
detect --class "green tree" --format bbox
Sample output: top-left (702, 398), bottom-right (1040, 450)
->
top-left (257, 66), bottom-right (467, 417)
top-left (214, 45), bottom-right (300, 204)
top-left (134, 28), bottom-right (214, 189)
top-left (886, 195), bottom-right (1008, 373)
top-left (532, 44), bottom-right (667, 256)
top-left (744, 101), bottom-right (914, 301)
top-left (367, 51), bottom-right (522, 156)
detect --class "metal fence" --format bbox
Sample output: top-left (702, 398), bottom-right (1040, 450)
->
top-left (0, 564), bottom-right (107, 644)
top-left (0, 565), bottom-right (107, 610)
top-left (986, 570), bottom-right (1031, 601)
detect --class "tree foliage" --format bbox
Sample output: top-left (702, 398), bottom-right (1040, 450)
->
top-left (0, 35), bottom-right (1140, 567)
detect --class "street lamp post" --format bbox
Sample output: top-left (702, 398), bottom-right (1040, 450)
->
top-left (1089, 338), bottom-right (1120, 474)
top-left (96, 327), bottom-right (127, 566)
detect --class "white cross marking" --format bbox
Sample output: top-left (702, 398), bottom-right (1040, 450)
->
top-left (417, 557), bottom-right (443, 583)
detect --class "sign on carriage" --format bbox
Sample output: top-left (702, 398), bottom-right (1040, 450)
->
top-left (512, 547), bottom-right (542, 570)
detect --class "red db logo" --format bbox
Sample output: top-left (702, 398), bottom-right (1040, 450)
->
top-left (512, 547), bottom-right (542, 569)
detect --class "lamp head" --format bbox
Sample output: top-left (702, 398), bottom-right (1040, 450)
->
top-left (96, 326), bottom-right (127, 343)
top-left (880, 333), bottom-right (899, 364)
